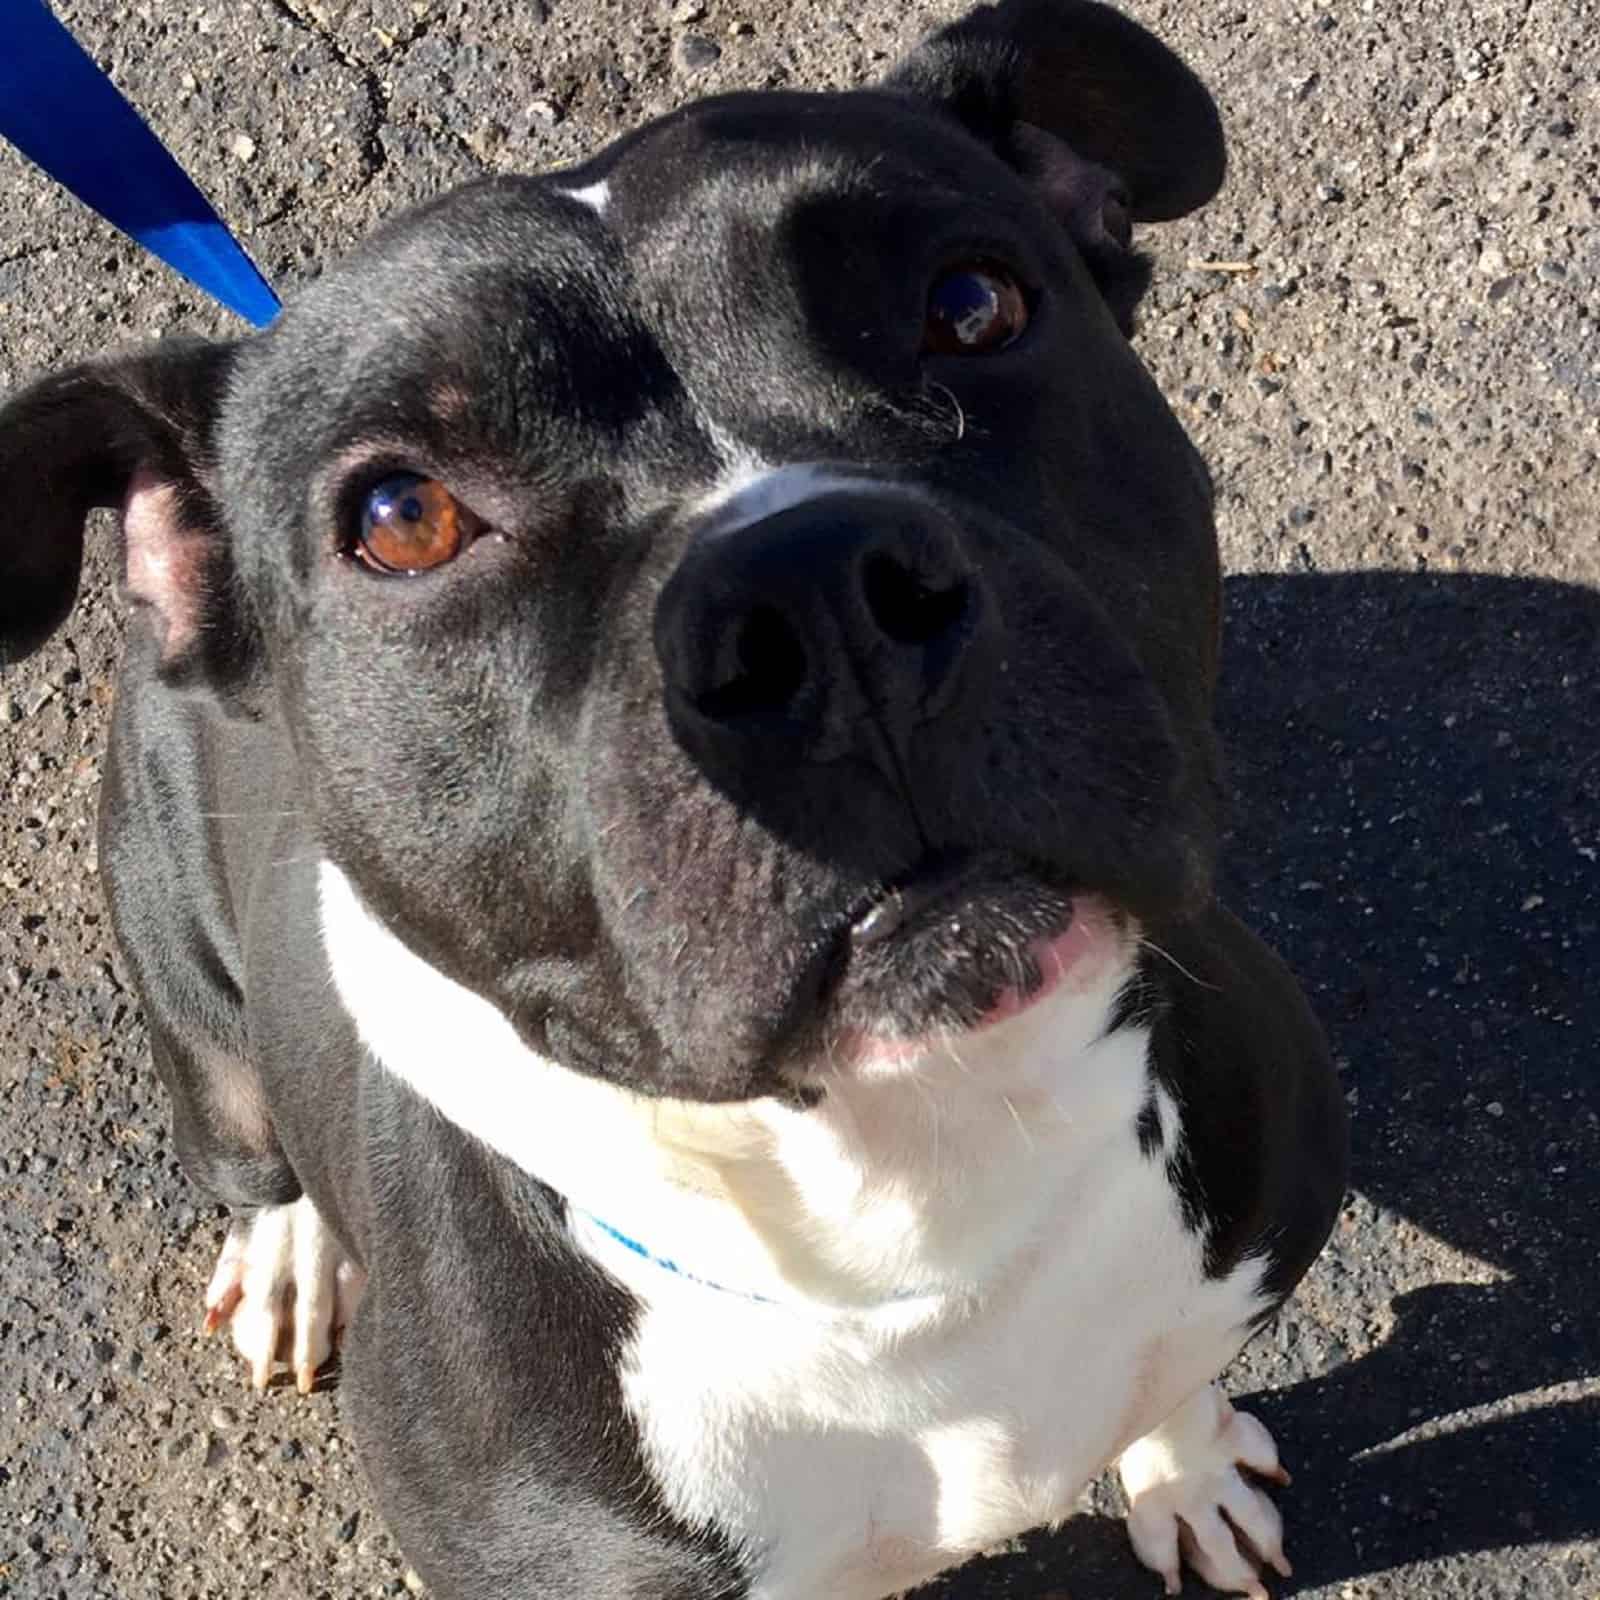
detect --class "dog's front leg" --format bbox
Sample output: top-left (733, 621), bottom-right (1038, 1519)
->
top-left (1117, 1381), bottom-right (1292, 1598)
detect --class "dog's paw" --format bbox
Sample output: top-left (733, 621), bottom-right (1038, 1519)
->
top-left (1117, 1384), bottom-right (1291, 1598)
top-left (201, 1197), bottom-right (366, 1393)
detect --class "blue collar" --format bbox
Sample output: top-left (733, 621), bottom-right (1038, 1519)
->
top-left (574, 1208), bottom-right (944, 1310)
top-left (577, 1211), bottom-right (780, 1305)
top-left (0, 0), bottom-right (280, 326)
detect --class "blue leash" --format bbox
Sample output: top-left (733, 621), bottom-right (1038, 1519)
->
top-left (0, 0), bottom-right (280, 327)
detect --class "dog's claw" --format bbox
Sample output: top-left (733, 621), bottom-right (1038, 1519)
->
top-left (201, 1225), bottom-right (250, 1334)
top-left (1119, 1384), bottom-right (1292, 1597)
top-left (200, 1297), bottom-right (234, 1337)
top-left (201, 1198), bottom-right (363, 1394)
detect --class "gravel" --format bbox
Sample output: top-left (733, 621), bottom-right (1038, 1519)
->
top-left (2, 0), bottom-right (1597, 1597)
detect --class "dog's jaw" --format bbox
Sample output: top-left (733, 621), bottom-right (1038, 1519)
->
top-left (319, 856), bottom-right (1154, 1307)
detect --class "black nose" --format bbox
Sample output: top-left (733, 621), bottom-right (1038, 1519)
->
top-left (655, 487), bottom-right (994, 769)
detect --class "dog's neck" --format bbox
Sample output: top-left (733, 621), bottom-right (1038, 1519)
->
top-left (319, 861), bottom-right (1154, 1310)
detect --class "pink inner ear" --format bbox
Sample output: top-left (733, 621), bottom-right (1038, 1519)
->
top-left (123, 467), bottom-right (210, 661)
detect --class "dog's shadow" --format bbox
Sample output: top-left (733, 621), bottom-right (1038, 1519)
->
top-left (926, 571), bottom-right (1600, 1595)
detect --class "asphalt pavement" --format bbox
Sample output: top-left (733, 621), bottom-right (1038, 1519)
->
top-left (2, 0), bottom-right (1597, 1596)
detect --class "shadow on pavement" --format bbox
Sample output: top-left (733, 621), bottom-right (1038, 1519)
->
top-left (926, 571), bottom-right (1600, 1595)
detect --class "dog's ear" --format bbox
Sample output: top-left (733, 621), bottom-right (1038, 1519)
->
top-left (0, 338), bottom-right (258, 700)
top-left (886, 0), bottom-right (1225, 328)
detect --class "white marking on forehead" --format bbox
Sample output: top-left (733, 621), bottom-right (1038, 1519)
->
top-left (693, 461), bottom-right (895, 527)
top-left (559, 178), bottom-right (611, 216)
top-left (698, 419), bottom-right (771, 488)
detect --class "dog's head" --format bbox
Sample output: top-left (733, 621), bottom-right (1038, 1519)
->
top-left (0, 0), bottom-right (1226, 1101)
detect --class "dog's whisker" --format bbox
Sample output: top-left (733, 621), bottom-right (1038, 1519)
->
top-left (925, 380), bottom-right (967, 443)
top-left (999, 1093), bottom-right (1034, 1154)
top-left (1139, 937), bottom-right (1221, 993)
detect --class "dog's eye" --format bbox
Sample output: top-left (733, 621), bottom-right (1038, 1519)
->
top-left (354, 473), bottom-right (481, 575)
top-left (923, 263), bottom-right (1030, 356)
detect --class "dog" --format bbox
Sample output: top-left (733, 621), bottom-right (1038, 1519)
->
top-left (0, 1), bottom-right (1348, 1595)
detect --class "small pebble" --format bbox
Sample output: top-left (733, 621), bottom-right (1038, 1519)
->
top-left (229, 133), bottom-right (257, 164)
top-left (678, 33), bottom-right (721, 69)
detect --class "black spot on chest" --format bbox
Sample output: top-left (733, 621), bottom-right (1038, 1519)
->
top-left (1111, 955), bottom-right (1269, 1281)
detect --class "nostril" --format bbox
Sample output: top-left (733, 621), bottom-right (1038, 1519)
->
top-left (696, 605), bottom-right (808, 720)
top-left (862, 552), bottom-right (969, 646)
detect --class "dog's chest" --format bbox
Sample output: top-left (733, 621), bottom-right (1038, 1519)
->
top-left (582, 1082), bottom-right (1266, 1600)
top-left (318, 870), bottom-right (1266, 1598)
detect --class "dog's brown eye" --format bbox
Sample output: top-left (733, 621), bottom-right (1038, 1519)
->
top-left (354, 473), bottom-right (479, 575)
top-left (923, 262), bottom-right (1030, 356)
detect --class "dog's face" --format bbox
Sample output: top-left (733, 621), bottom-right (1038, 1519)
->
top-left (0, 0), bottom-right (1227, 1101)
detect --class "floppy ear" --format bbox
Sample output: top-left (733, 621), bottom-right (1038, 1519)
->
top-left (0, 338), bottom-right (257, 700)
top-left (886, 0), bottom-right (1226, 328)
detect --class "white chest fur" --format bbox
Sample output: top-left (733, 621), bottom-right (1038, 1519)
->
top-left (580, 1039), bottom-right (1268, 1599)
top-left (319, 862), bottom-right (1269, 1599)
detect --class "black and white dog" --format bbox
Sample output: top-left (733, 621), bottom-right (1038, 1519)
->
top-left (0, 1), bottom-right (1347, 1594)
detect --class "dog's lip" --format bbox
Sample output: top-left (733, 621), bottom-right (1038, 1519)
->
top-left (831, 894), bottom-right (1119, 1070)
top-left (823, 854), bottom-right (1111, 1050)
top-left (846, 855), bottom-right (993, 949)
top-left (973, 916), bottom-right (1098, 1029)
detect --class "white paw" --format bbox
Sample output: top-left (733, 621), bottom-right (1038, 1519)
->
top-left (201, 1197), bottom-right (366, 1393)
top-left (1118, 1384), bottom-right (1292, 1598)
